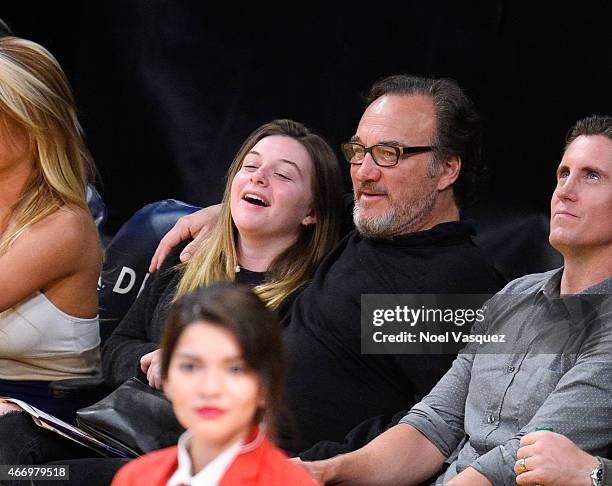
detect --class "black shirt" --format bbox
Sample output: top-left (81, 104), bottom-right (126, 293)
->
top-left (102, 243), bottom-right (269, 388)
top-left (279, 221), bottom-right (506, 453)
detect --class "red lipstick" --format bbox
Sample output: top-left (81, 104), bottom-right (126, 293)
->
top-left (196, 407), bottom-right (225, 419)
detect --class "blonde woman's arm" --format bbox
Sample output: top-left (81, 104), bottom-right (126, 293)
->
top-left (0, 206), bottom-right (100, 314)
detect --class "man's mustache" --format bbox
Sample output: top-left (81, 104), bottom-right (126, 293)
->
top-left (354, 182), bottom-right (386, 198)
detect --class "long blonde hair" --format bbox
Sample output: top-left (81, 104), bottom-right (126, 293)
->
top-left (175, 119), bottom-right (343, 310)
top-left (0, 37), bottom-right (95, 255)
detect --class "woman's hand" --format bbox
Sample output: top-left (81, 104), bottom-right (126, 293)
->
top-left (140, 349), bottom-right (163, 390)
top-left (515, 431), bottom-right (598, 486)
top-left (148, 204), bottom-right (222, 272)
top-left (0, 400), bottom-right (23, 415)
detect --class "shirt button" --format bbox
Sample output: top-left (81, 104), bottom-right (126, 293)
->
top-left (506, 365), bottom-right (515, 373)
top-left (487, 414), bottom-right (496, 424)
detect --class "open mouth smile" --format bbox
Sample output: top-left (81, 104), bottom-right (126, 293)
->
top-left (242, 193), bottom-right (270, 207)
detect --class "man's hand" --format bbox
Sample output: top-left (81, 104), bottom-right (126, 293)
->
top-left (291, 457), bottom-right (339, 484)
top-left (514, 431), bottom-right (598, 486)
top-left (140, 349), bottom-right (163, 390)
top-left (148, 204), bottom-right (222, 272)
top-left (291, 424), bottom-right (445, 485)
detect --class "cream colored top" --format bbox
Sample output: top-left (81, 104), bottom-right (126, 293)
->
top-left (0, 291), bottom-right (100, 381)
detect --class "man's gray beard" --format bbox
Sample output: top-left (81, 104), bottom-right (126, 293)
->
top-left (353, 190), bottom-right (437, 239)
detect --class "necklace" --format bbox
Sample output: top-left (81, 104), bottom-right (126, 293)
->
top-left (235, 265), bottom-right (241, 273)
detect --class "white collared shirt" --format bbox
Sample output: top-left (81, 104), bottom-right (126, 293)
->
top-left (166, 431), bottom-right (242, 486)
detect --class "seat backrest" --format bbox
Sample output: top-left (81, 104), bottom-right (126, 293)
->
top-left (0, 18), bottom-right (13, 37)
top-left (87, 184), bottom-right (107, 231)
top-left (98, 199), bottom-right (200, 342)
top-left (467, 203), bottom-right (563, 282)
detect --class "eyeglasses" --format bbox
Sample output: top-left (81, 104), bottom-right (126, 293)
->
top-left (341, 142), bottom-right (435, 167)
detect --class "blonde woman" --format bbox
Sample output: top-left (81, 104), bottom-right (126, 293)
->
top-left (102, 118), bottom-right (343, 390)
top-left (0, 37), bottom-right (102, 422)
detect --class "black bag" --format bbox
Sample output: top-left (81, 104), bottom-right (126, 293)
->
top-left (76, 376), bottom-right (184, 458)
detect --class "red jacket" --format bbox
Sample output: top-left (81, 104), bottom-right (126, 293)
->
top-left (111, 428), bottom-right (321, 486)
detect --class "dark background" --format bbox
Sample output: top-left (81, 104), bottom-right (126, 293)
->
top-left (3, 1), bottom-right (611, 233)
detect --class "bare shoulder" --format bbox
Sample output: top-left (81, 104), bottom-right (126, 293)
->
top-left (48, 204), bottom-right (97, 232)
top-left (32, 205), bottom-right (97, 241)
top-left (20, 204), bottom-right (102, 267)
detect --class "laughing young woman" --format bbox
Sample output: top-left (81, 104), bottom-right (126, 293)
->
top-left (102, 118), bottom-right (343, 391)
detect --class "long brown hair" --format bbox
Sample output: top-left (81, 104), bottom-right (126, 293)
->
top-left (175, 119), bottom-right (343, 309)
top-left (161, 283), bottom-right (285, 438)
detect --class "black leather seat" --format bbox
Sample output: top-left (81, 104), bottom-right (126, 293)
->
top-left (467, 202), bottom-right (563, 281)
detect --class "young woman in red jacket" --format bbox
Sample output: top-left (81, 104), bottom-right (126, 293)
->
top-left (112, 283), bottom-right (320, 486)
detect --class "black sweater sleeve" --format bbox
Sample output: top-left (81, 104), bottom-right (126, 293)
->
top-left (101, 243), bottom-right (187, 388)
top-left (298, 409), bottom-right (408, 460)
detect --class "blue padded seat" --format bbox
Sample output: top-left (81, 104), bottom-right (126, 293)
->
top-left (49, 199), bottom-right (200, 399)
top-left (97, 199), bottom-right (201, 342)
top-left (87, 184), bottom-right (107, 232)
